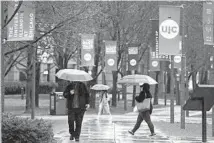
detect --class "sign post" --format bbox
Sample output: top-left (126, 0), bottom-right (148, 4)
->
top-left (0, 1), bottom-right (3, 142)
top-left (179, 5), bottom-right (186, 129)
top-left (183, 85), bottom-right (214, 142)
top-left (128, 46), bottom-right (138, 107)
top-left (203, 1), bottom-right (214, 136)
top-left (7, 1), bottom-right (35, 119)
top-left (159, 6), bottom-right (181, 124)
top-left (170, 56), bottom-right (175, 123)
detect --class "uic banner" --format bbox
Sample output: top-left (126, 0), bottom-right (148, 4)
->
top-left (150, 19), bottom-right (169, 61)
top-left (149, 59), bottom-right (160, 71)
top-left (159, 5), bottom-right (181, 55)
top-left (203, 2), bottom-right (214, 45)
top-left (81, 34), bottom-right (95, 67)
top-left (128, 47), bottom-right (138, 71)
top-left (105, 41), bottom-right (117, 72)
top-left (7, 1), bottom-right (35, 41)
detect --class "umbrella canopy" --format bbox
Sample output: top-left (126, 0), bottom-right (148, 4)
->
top-left (91, 84), bottom-right (110, 91)
top-left (117, 74), bottom-right (158, 85)
top-left (55, 69), bottom-right (93, 81)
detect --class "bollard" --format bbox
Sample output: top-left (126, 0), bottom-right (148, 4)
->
top-left (21, 87), bottom-right (24, 100)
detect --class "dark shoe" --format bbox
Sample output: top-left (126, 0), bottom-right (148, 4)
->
top-left (70, 134), bottom-right (74, 140)
top-left (75, 137), bottom-right (79, 142)
top-left (128, 130), bottom-right (134, 135)
top-left (150, 133), bottom-right (156, 136)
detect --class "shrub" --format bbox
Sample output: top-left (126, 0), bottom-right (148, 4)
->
top-left (38, 82), bottom-right (58, 94)
top-left (4, 81), bottom-right (58, 95)
top-left (4, 81), bottom-right (26, 95)
top-left (2, 113), bottom-right (55, 143)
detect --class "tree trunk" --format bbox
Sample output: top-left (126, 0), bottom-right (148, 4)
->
top-left (35, 62), bottom-right (40, 107)
top-left (89, 79), bottom-right (97, 109)
top-left (132, 85), bottom-right (136, 107)
top-left (25, 46), bottom-right (33, 113)
top-left (154, 71), bottom-right (159, 105)
top-left (112, 71), bottom-right (118, 107)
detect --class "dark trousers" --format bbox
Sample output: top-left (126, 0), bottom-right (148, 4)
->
top-left (132, 111), bottom-right (154, 134)
top-left (68, 109), bottom-right (85, 138)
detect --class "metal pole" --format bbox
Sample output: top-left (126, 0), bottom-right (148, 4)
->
top-left (160, 61), bottom-right (164, 105)
top-left (180, 5), bottom-right (186, 129)
top-left (202, 98), bottom-right (207, 142)
top-left (185, 70), bottom-right (189, 117)
top-left (132, 70), bottom-right (136, 107)
top-left (1, 1), bottom-right (4, 114)
top-left (147, 45), bottom-right (150, 76)
top-left (170, 55), bottom-right (175, 123)
top-left (124, 50), bottom-right (128, 110)
top-left (207, 45), bottom-right (214, 137)
top-left (0, 1), bottom-right (3, 142)
top-left (212, 105), bottom-right (214, 137)
top-left (31, 44), bottom-right (35, 119)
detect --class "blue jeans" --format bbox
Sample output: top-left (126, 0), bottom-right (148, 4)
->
top-left (132, 111), bottom-right (155, 134)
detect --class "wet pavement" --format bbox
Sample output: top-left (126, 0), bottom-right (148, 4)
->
top-left (52, 113), bottom-right (214, 143)
top-left (55, 115), bottom-right (172, 143)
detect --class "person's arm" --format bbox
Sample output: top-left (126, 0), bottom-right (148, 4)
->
top-left (83, 83), bottom-right (90, 105)
top-left (135, 91), bottom-right (145, 102)
top-left (63, 85), bottom-right (70, 98)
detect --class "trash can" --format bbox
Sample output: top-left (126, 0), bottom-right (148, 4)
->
top-left (50, 92), bottom-right (56, 115)
top-left (50, 92), bottom-right (67, 115)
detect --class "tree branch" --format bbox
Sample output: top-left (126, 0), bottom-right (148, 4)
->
top-left (4, 4), bottom-right (89, 56)
top-left (4, 52), bottom-right (22, 76)
top-left (2, 1), bottom-right (23, 29)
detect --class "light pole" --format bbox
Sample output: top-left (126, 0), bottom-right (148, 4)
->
top-left (180, 4), bottom-right (186, 129)
top-left (0, 1), bottom-right (3, 142)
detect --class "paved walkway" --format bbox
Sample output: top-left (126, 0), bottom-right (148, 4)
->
top-left (54, 115), bottom-right (171, 143)
top-left (51, 105), bottom-right (214, 143)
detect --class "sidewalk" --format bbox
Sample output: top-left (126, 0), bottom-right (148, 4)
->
top-left (16, 99), bottom-right (214, 143)
top-left (49, 105), bottom-right (214, 143)
top-left (53, 115), bottom-right (172, 143)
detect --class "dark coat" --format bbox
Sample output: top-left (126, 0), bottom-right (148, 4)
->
top-left (63, 82), bottom-right (90, 110)
top-left (135, 90), bottom-right (153, 114)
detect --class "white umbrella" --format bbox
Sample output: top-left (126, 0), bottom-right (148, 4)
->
top-left (91, 84), bottom-right (110, 91)
top-left (117, 74), bottom-right (158, 85)
top-left (55, 69), bottom-right (93, 81)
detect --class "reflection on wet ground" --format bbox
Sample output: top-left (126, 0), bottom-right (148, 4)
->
top-left (61, 116), bottom-right (172, 143)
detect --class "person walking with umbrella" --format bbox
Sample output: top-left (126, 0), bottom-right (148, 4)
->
top-left (128, 83), bottom-right (156, 136)
top-left (98, 90), bottom-right (111, 117)
top-left (90, 84), bottom-right (112, 118)
top-left (56, 69), bottom-right (92, 141)
top-left (63, 81), bottom-right (90, 141)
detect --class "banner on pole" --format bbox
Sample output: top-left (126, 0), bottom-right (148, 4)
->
top-left (149, 59), bottom-right (160, 71)
top-left (173, 55), bottom-right (182, 69)
top-left (81, 34), bottom-right (95, 67)
top-left (128, 47), bottom-right (138, 71)
top-left (105, 41), bottom-right (117, 72)
top-left (150, 19), bottom-right (169, 61)
top-left (173, 36), bottom-right (182, 69)
top-left (7, 1), bottom-right (35, 41)
top-left (159, 6), bottom-right (181, 55)
top-left (168, 55), bottom-right (186, 71)
top-left (203, 2), bottom-right (214, 45)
